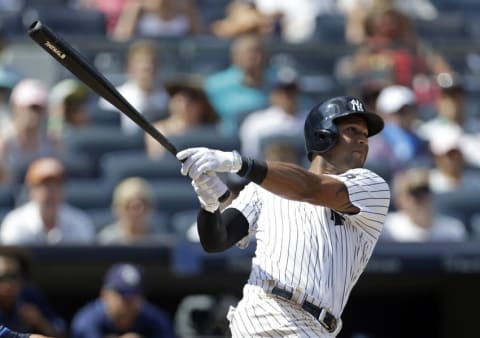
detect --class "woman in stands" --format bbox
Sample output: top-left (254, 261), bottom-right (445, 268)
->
top-left (145, 77), bottom-right (219, 158)
top-left (112, 0), bottom-right (202, 41)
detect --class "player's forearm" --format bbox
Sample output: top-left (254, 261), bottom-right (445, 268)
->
top-left (238, 159), bottom-right (353, 211)
top-left (238, 159), bottom-right (322, 202)
top-left (197, 210), bottom-right (229, 252)
top-left (197, 208), bottom-right (249, 252)
top-left (261, 161), bottom-right (324, 202)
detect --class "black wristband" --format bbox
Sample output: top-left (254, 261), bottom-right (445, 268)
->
top-left (237, 156), bottom-right (268, 185)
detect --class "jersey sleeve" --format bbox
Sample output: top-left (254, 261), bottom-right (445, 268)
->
top-left (226, 182), bottom-right (263, 249)
top-left (335, 168), bottom-right (391, 239)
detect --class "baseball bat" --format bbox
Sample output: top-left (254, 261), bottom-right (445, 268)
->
top-left (27, 20), bottom-right (230, 202)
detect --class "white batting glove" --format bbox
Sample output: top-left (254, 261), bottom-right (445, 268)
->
top-left (176, 147), bottom-right (243, 180)
top-left (192, 172), bottom-right (229, 213)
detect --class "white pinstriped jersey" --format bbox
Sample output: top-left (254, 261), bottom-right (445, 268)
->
top-left (228, 167), bottom-right (390, 319)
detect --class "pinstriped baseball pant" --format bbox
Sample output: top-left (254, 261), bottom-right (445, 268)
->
top-left (227, 284), bottom-right (336, 338)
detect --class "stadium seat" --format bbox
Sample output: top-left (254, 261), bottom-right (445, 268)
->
top-left (22, 6), bottom-right (107, 36)
top-left (364, 160), bottom-right (394, 187)
top-left (100, 151), bottom-right (181, 185)
top-left (259, 134), bottom-right (306, 159)
top-left (435, 0), bottom-right (480, 14)
top-left (88, 105), bottom-right (122, 128)
top-left (168, 127), bottom-right (241, 152)
top-left (87, 207), bottom-right (170, 235)
top-left (86, 207), bottom-right (115, 233)
top-left (433, 188), bottom-right (480, 235)
top-left (197, 0), bottom-right (230, 25)
top-left (414, 13), bottom-right (468, 41)
top-left (63, 126), bottom-right (145, 164)
top-left (0, 208), bottom-right (9, 224)
top-left (64, 178), bottom-right (114, 211)
top-left (170, 209), bottom-right (198, 238)
top-left (0, 185), bottom-right (14, 210)
top-left (149, 179), bottom-right (199, 219)
top-left (0, 12), bottom-right (25, 37)
top-left (6, 153), bottom-right (98, 190)
top-left (183, 37), bottom-right (231, 74)
top-left (313, 15), bottom-right (346, 43)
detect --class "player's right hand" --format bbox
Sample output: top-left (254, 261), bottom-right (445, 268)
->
top-left (176, 147), bottom-right (243, 179)
top-left (191, 172), bottom-right (228, 213)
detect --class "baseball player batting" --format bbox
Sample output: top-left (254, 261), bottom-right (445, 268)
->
top-left (0, 325), bottom-right (50, 338)
top-left (177, 96), bottom-right (391, 337)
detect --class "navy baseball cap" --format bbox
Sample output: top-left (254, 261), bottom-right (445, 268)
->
top-left (103, 263), bottom-right (143, 296)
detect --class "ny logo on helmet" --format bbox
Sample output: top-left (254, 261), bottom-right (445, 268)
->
top-left (350, 99), bottom-right (364, 112)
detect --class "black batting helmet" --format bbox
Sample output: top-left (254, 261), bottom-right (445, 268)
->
top-left (304, 96), bottom-right (384, 161)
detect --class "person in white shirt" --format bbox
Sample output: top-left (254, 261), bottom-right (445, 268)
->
top-left (99, 40), bottom-right (169, 135)
top-left (0, 157), bottom-right (95, 245)
top-left (382, 167), bottom-right (467, 242)
top-left (239, 67), bottom-right (306, 159)
top-left (427, 124), bottom-right (480, 194)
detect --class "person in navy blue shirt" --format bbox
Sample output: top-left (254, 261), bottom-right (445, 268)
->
top-left (0, 325), bottom-right (50, 338)
top-left (0, 252), bottom-right (65, 337)
top-left (70, 263), bottom-right (176, 338)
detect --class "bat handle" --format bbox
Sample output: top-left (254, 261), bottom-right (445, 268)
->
top-left (179, 159), bottom-right (232, 203)
top-left (218, 190), bottom-right (231, 203)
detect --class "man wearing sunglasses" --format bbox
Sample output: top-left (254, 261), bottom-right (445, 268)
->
top-left (0, 252), bottom-right (65, 337)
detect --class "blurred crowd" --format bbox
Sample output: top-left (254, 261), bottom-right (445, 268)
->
top-left (0, 0), bottom-right (480, 336)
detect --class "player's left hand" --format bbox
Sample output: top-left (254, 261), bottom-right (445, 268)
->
top-left (192, 172), bottom-right (229, 213)
top-left (177, 147), bottom-right (243, 179)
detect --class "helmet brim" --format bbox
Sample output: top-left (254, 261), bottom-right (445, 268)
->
top-left (362, 112), bottom-right (384, 137)
top-left (334, 111), bottom-right (384, 137)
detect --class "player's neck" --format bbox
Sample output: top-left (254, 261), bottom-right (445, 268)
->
top-left (310, 156), bottom-right (347, 175)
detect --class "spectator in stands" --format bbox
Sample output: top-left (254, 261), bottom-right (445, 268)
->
top-left (0, 79), bottom-right (60, 184)
top-left (145, 77), bottom-right (219, 159)
top-left (211, 0), bottom-right (276, 39)
top-left (113, 0), bottom-right (202, 41)
top-left (338, 0), bottom-right (439, 45)
top-left (0, 157), bottom-right (95, 245)
top-left (75, 0), bottom-right (129, 34)
top-left (263, 142), bottom-right (302, 164)
top-left (0, 69), bottom-right (23, 184)
top-left (0, 68), bottom-right (22, 137)
top-left (420, 73), bottom-right (480, 137)
top-left (381, 167), bottom-right (467, 242)
top-left (367, 85), bottom-right (431, 173)
top-left (252, 0), bottom-right (334, 43)
top-left (98, 177), bottom-right (168, 244)
top-left (204, 34), bottom-right (271, 134)
top-left (99, 39), bottom-right (169, 135)
top-left (0, 249), bottom-right (65, 337)
top-left (47, 79), bottom-right (90, 143)
top-left (338, 6), bottom-right (451, 101)
top-left (238, 66), bottom-right (305, 159)
top-left (428, 125), bottom-right (480, 193)
top-left (71, 262), bottom-right (175, 338)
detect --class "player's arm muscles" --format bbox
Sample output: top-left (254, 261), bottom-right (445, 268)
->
top-left (197, 208), bottom-right (249, 252)
top-left (261, 161), bottom-right (359, 214)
